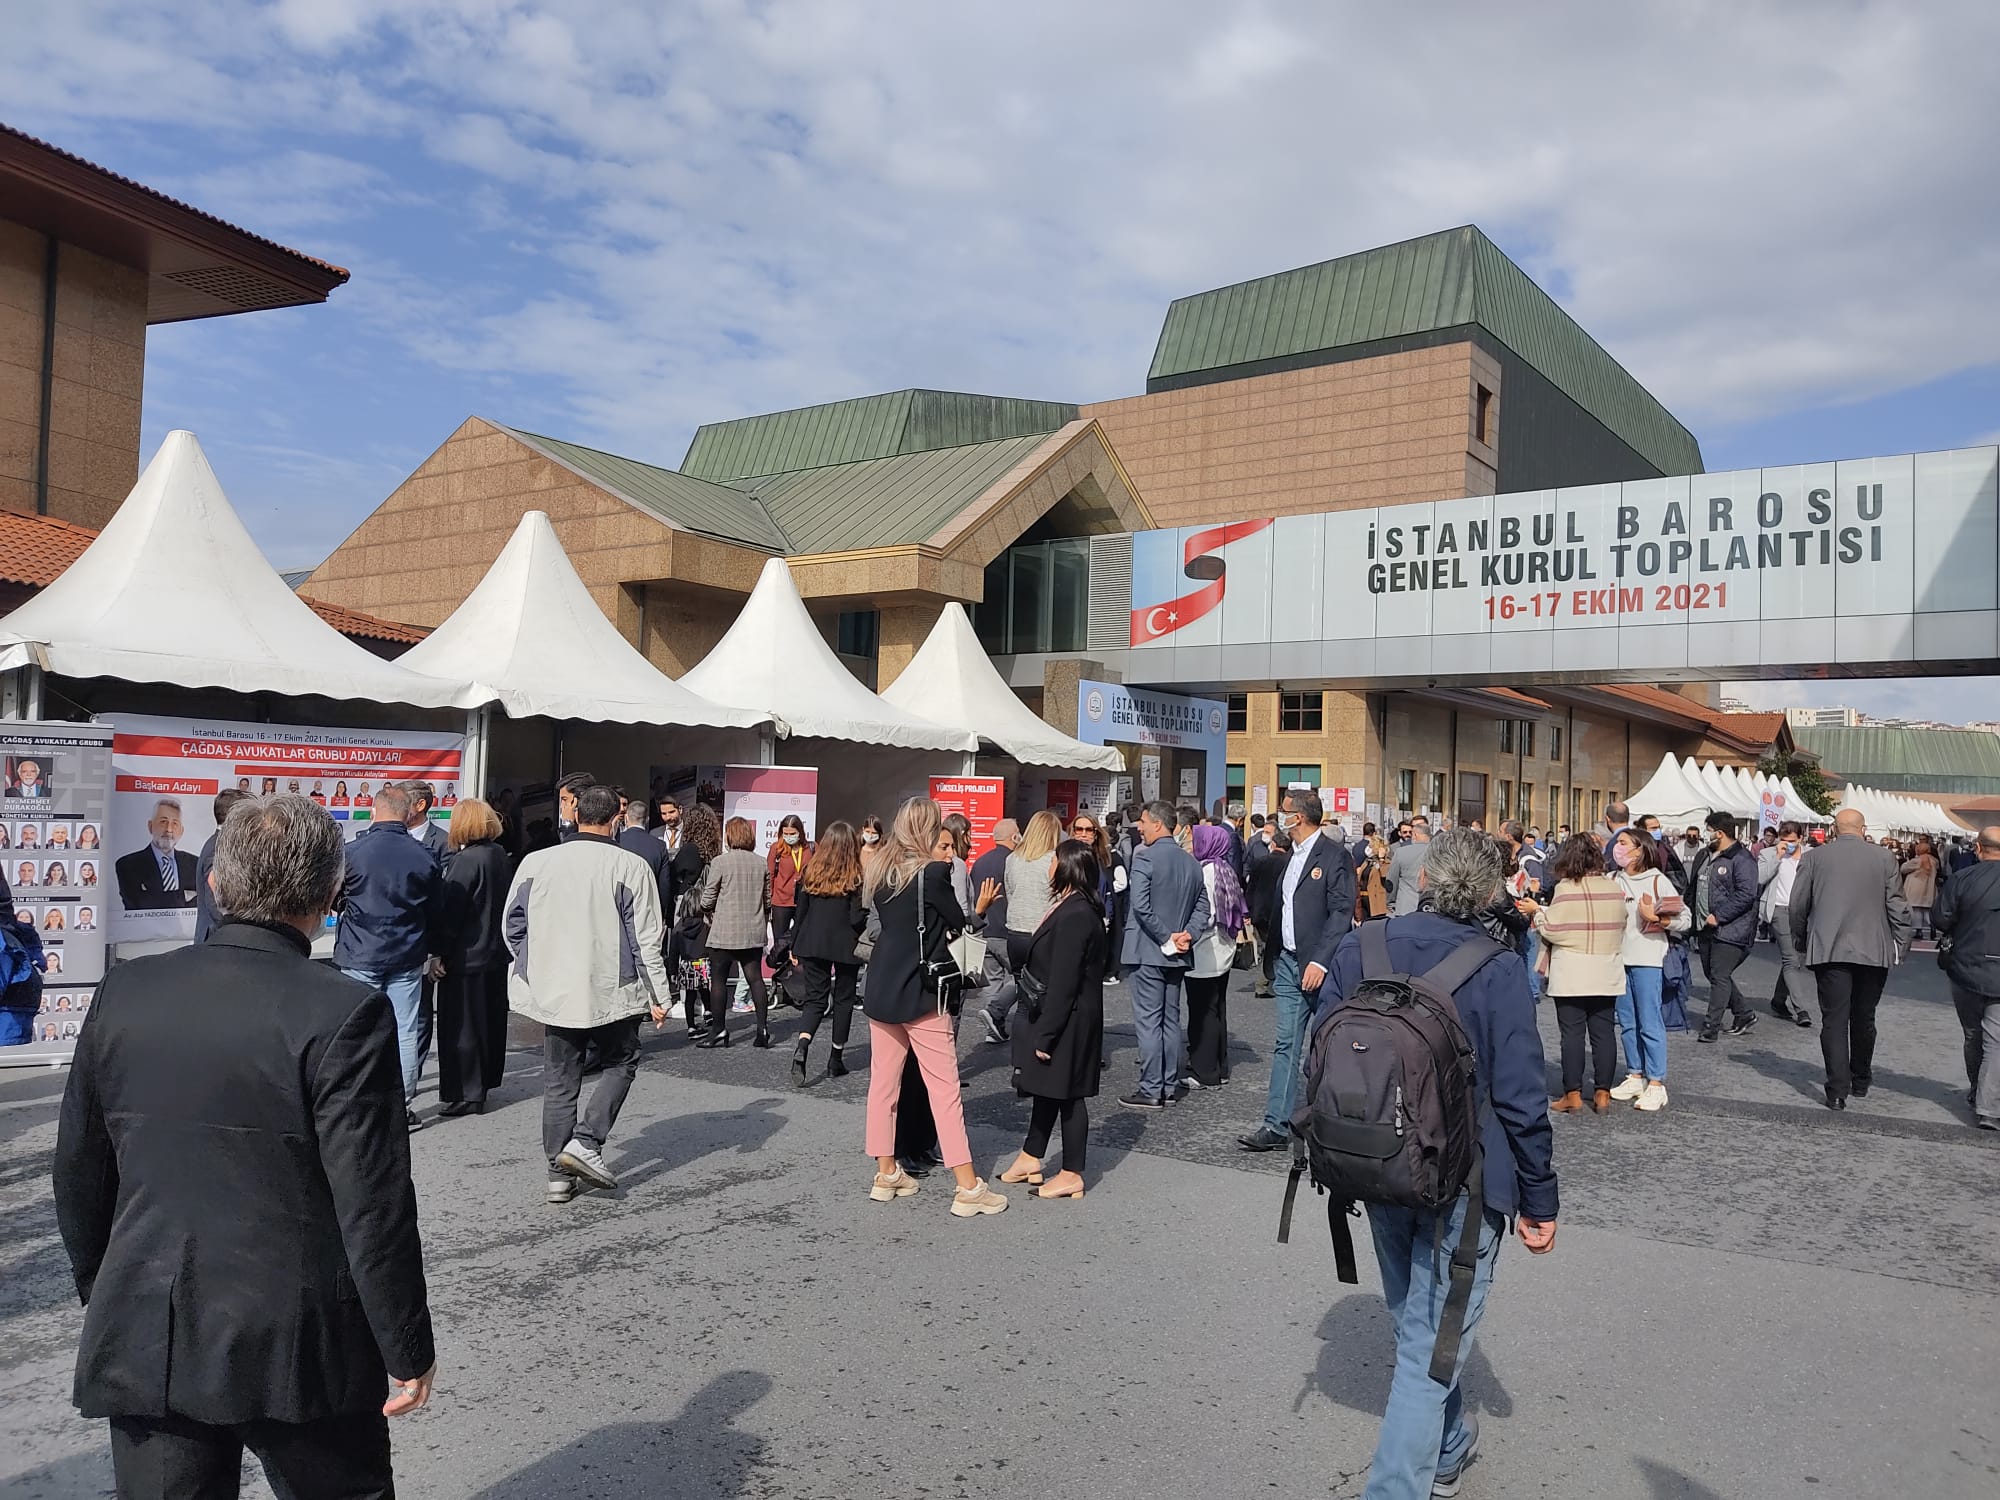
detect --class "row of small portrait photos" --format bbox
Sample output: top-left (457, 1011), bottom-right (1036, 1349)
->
top-left (31, 990), bottom-right (92, 1044)
top-left (0, 820), bottom-right (103, 853)
top-left (12, 899), bottom-right (99, 942)
top-left (8, 858), bottom-right (102, 890)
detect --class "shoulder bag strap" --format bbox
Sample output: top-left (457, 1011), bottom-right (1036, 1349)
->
top-left (1359, 916), bottom-right (1393, 980)
top-left (1427, 1149), bottom-right (1486, 1385)
top-left (1423, 933), bottom-right (1507, 995)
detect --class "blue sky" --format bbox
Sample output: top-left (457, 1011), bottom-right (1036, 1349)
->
top-left (8, 3), bottom-right (1999, 719)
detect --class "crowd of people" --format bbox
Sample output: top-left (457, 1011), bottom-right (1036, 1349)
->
top-left (43, 764), bottom-right (2000, 1500)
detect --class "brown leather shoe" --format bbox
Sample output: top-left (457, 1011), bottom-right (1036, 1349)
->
top-left (1591, 1089), bottom-right (1612, 1114)
top-left (1550, 1090), bottom-right (1584, 1113)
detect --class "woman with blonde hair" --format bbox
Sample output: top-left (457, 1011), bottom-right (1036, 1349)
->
top-left (985, 809), bottom-right (1064, 1044)
top-left (862, 797), bottom-right (1006, 1217)
top-left (698, 816), bottom-right (773, 1049)
top-left (1902, 833), bottom-right (1940, 942)
top-left (434, 798), bottom-right (513, 1117)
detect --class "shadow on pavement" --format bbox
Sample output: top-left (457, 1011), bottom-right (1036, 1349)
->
top-left (1293, 1294), bottom-right (1511, 1420)
top-left (3, 1444), bottom-right (114, 1500)
top-left (468, 1370), bottom-right (772, 1500)
top-left (615, 1099), bottom-right (786, 1191)
top-left (1732, 1044), bottom-right (1971, 1115)
top-left (1633, 1455), bottom-right (1728, 1498)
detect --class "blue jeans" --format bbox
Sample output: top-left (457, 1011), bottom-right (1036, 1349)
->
top-left (1364, 1193), bottom-right (1505, 1500)
top-left (1619, 966), bottom-right (1668, 1080)
top-left (1522, 928), bottom-right (1543, 1002)
top-left (1262, 951), bottom-right (1312, 1133)
top-left (1128, 964), bottom-right (1185, 1100)
top-left (342, 965), bottom-right (430, 1102)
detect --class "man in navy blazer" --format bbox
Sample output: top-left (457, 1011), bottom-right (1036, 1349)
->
top-left (1240, 788), bottom-right (1356, 1151)
top-left (1120, 801), bottom-right (1211, 1108)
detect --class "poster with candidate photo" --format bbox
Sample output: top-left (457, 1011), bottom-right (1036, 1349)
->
top-left (107, 715), bottom-right (465, 942)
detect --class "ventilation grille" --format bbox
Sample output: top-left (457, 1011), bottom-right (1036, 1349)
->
top-left (158, 264), bottom-right (301, 311)
top-left (1086, 533), bottom-right (1133, 653)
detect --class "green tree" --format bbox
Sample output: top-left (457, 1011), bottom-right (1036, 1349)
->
top-left (1758, 749), bottom-right (1835, 817)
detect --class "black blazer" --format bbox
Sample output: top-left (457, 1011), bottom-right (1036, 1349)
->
top-left (54, 922), bottom-right (434, 1424)
top-left (1012, 894), bottom-right (1106, 1101)
top-left (1284, 829), bottom-right (1357, 969)
top-left (617, 826), bottom-right (675, 920)
top-left (664, 836), bottom-right (705, 910)
top-left (863, 861), bottom-right (965, 1025)
top-left (113, 846), bottom-right (200, 912)
top-left (791, 884), bottom-right (866, 964)
top-left (435, 839), bottom-right (512, 973)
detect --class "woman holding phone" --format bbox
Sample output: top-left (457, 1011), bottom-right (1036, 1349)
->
top-left (1607, 827), bottom-right (1689, 1113)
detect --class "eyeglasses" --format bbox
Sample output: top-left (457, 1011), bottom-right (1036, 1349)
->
top-left (1073, 823), bottom-right (1096, 835)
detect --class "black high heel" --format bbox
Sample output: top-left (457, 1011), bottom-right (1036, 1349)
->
top-left (697, 1026), bottom-right (730, 1049)
top-left (754, 1026), bottom-right (773, 1049)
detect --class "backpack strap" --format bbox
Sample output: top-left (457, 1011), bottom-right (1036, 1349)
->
top-left (1420, 932), bottom-right (1507, 997)
top-left (1359, 917), bottom-right (1393, 980)
top-left (1427, 1148), bottom-right (1486, 1385)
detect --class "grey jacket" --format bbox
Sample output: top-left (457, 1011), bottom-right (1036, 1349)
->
top-left (1121, 836), bottom-right (1212, 971)
top-left (1789, 834), bottom-right (1914, 969)
top-left (700, 847), bottom-right (771, 952)
top-left (504, 833), bottom-right (671, 1029)
top-left (1385, 840), bottom-right (1427, 916)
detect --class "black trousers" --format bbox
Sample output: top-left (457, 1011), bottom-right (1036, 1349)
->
top-left (1024, 1095), bottom-right (1089, 1172)
top-left (1555, 995), bottom-right (1618, 1093)
top-left (109, 1408), bottom-right (392, 1500)
top-left (1700, 935), bottom-right (1752, 1030)
top-left (708, 948), bottom-right (768, 1034)
top-left (1814, 962), bottom-right (1887, 1098)
top-left (797, 958), bottom-right (858, 1047)
top-left (436, 968), bottom-right (507, 1104)
top-left (542, 1016), bottom-right (641, 1171)
top-left (1185, 972), bottom-right (1231, 1085)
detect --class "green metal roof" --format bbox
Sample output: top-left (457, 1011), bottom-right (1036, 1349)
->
top-left (1146, 225), bottom-right (1702, 477)
top-left (744, 432), bottom-right (1053, 554)
top-left (499, 424), bottom-right (794, 551)
top-left (1794, 724), bottom-right (2000, 795)
top-left (681, 389), bottom-right (1077, 483)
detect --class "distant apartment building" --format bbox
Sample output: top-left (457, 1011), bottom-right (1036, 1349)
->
top-left (1786, 706), bottom-right (1862, 729)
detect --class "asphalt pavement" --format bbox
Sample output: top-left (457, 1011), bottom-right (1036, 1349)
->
top-left (3, 942), bottom-right (1996, 1499)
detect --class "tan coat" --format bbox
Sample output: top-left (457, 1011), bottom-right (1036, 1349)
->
top-left (1533, 874), bottom-right (1628, 997)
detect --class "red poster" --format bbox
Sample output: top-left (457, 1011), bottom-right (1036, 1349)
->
top-left (1045, 779), bottom-right (1078, 824)
top-left (930, 776), bottom-right (1006, 860)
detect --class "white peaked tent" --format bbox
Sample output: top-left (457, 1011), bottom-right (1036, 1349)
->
top-left (680, 558), bottom-right (978, 752)
top-left (1627, 751), bottom-right (1713, 826)
top-left (1837, 783), bottom-right (1961, 836)
top-left (880, 604), bottom-right (1123, 770)
top-left (397, 511), bottom-right (770, 730)
top-left (0, 431), bottom-right (475, 709)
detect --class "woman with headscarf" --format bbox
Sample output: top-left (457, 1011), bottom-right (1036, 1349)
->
top-left (1185, 822), bottom-right (1247, 1088)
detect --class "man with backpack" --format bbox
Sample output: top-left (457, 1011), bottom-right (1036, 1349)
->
top-left (1285, 828), bottom-right (1557, 1497)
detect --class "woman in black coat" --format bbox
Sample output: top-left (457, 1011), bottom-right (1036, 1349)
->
top-left (790, 821), bottom-right (868, 1086)
top-left (1001, 839), bottom-right (1106, 1199)
top-left (434, 799), bottom-right (514, 1117)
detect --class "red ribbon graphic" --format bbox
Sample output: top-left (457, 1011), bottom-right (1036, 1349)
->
top-left (1130, 518), bottom-right (1274, 646)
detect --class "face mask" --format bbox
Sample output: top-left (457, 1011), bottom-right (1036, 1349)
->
top-left (782, 832), bottom-right (801, 846)
top-left (1649, 828), bottom-right (1665, 841)
top-left (861, 832), bottom-right (879, 845)
top-left (1612, 842), bottom-right (1637, 870)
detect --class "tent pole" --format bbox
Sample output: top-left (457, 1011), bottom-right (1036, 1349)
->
top-left (24, 664), bottom-right (43, 721)
top-left (757, 725), bottom-right (776, 767)
top-left (961, 749), bottom-right (978, 776)
top-left (464, 705), bottom-right (489, 799)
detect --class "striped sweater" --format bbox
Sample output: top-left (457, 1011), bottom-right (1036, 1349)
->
top-left (1533, 874), bottom-right (1629, 997)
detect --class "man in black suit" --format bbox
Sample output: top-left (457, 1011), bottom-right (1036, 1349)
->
top-left (1240, 788), bottom-right (1356, 1151)
top-left (402, 780), bottom-right (451, 868)
top-left (113, 797), bottom-right (200, 913)
top-left (55, 794), bottom-right (435, 1499)
top-left (194, 787), bottom-right (251, 943)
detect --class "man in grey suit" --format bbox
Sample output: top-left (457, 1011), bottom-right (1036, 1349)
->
top-left (1789, 808), bottom-right (1914, 1109)
top-left (1120, 801), bottom-right (1211, 1109)
top-left (1384, 815), bottom-right (1430, 915)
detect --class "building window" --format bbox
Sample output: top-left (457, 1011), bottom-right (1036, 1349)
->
top-left (1426, 772), bottom-right (1446, 813)
top-left (1227, 693), bottom-right (1248, 733)
top-left (1458, 771), bottom-right (1487, 829)
top-left (1279, 691), bottom-right (1323, 733)
top-left (1227, 763), bottom-right (1247, 816)
top-left (1496, 780), bottom-right (1511, 821)
top-left (1499, 720), bottom-right (1515, 753)
top-left (1550, 726), bottom-right (1564, 761)
top-left (1475, 384), bottom-right (1493, 445)
top-left (1277, 763), bottom-right (1321, 790)
top-left (1522, 721), bottom-right (1536, 758)
top-left (835, 609), bottom-right (879, 660)
top-left (1519, 784), bottom-right (1533, 824)
top-left (971, 539), bottom-right (1091, 655)
top-left (1570, 787), bottom-right (1583, 828)
top-left (1396, 768), bottom-right (1415, 810)
top-left (1549, 785), bottom-right (1562, 828)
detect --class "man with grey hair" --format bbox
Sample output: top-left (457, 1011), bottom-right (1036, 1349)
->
top-left (56, 795), bottom-right (436, 1497)
top-left (114, 797), bottom-right (199, 912)
top-left (1306, 828), bottom-right (1558, 1496)
top-left (335, 781), bottom-right (443, 1129)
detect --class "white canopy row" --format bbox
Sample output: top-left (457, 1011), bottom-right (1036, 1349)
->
top-left (0, 431), bottom-right (1122, 769)
top-left (1625, 752), bottom-right (1829, 829)
top-left (1836, 783), bottom-right (1968, 838)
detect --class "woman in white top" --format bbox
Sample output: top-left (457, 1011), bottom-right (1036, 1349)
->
top-left (1003, 810), bottom-right (1064, 971)
top-left (1759, 821), bottom-right (1816, 1028)
top-left (1608, 828), bottom-right (1691, 1112)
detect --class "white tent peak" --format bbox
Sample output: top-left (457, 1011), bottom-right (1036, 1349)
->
top-left (397, 511), bottom-right (772, 729)
top-left (0, 430), bottom-right (475, 709)
top-left (881, 604), bottom-right (1123, 770)
top-left (680, 557), bottom-right (978, 752)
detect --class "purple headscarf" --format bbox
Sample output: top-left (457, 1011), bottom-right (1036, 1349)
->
top-left (1191, 824), bottom-right (1249, 933)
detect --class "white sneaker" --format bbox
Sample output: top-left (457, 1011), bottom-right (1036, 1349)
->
top-left (1609, 1073), bottom-right (1646, 1102)
top-left (556, 1138), bottom-right (617, 1189)
top-left (950, 1178), bottom-right (1010, 1217)
top-left (546, 1177), bottom-right (575, 1204)
top-left (870, 1167), bottom-right (920, 1202)
top-left (1635, 1082), bottom-right (1668, 1112)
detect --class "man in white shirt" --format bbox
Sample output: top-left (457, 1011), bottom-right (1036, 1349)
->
top-left (1760, 820), bottom-right (1815, 1027)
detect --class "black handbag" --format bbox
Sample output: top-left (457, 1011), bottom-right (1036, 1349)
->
top-left (917, 866), bottom-right (964, 1015)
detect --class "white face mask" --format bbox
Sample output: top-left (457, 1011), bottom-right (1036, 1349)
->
top-left (861, 831), bottom-right (879, 844)
top-left (782, 832), bottom-right (801, 846)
